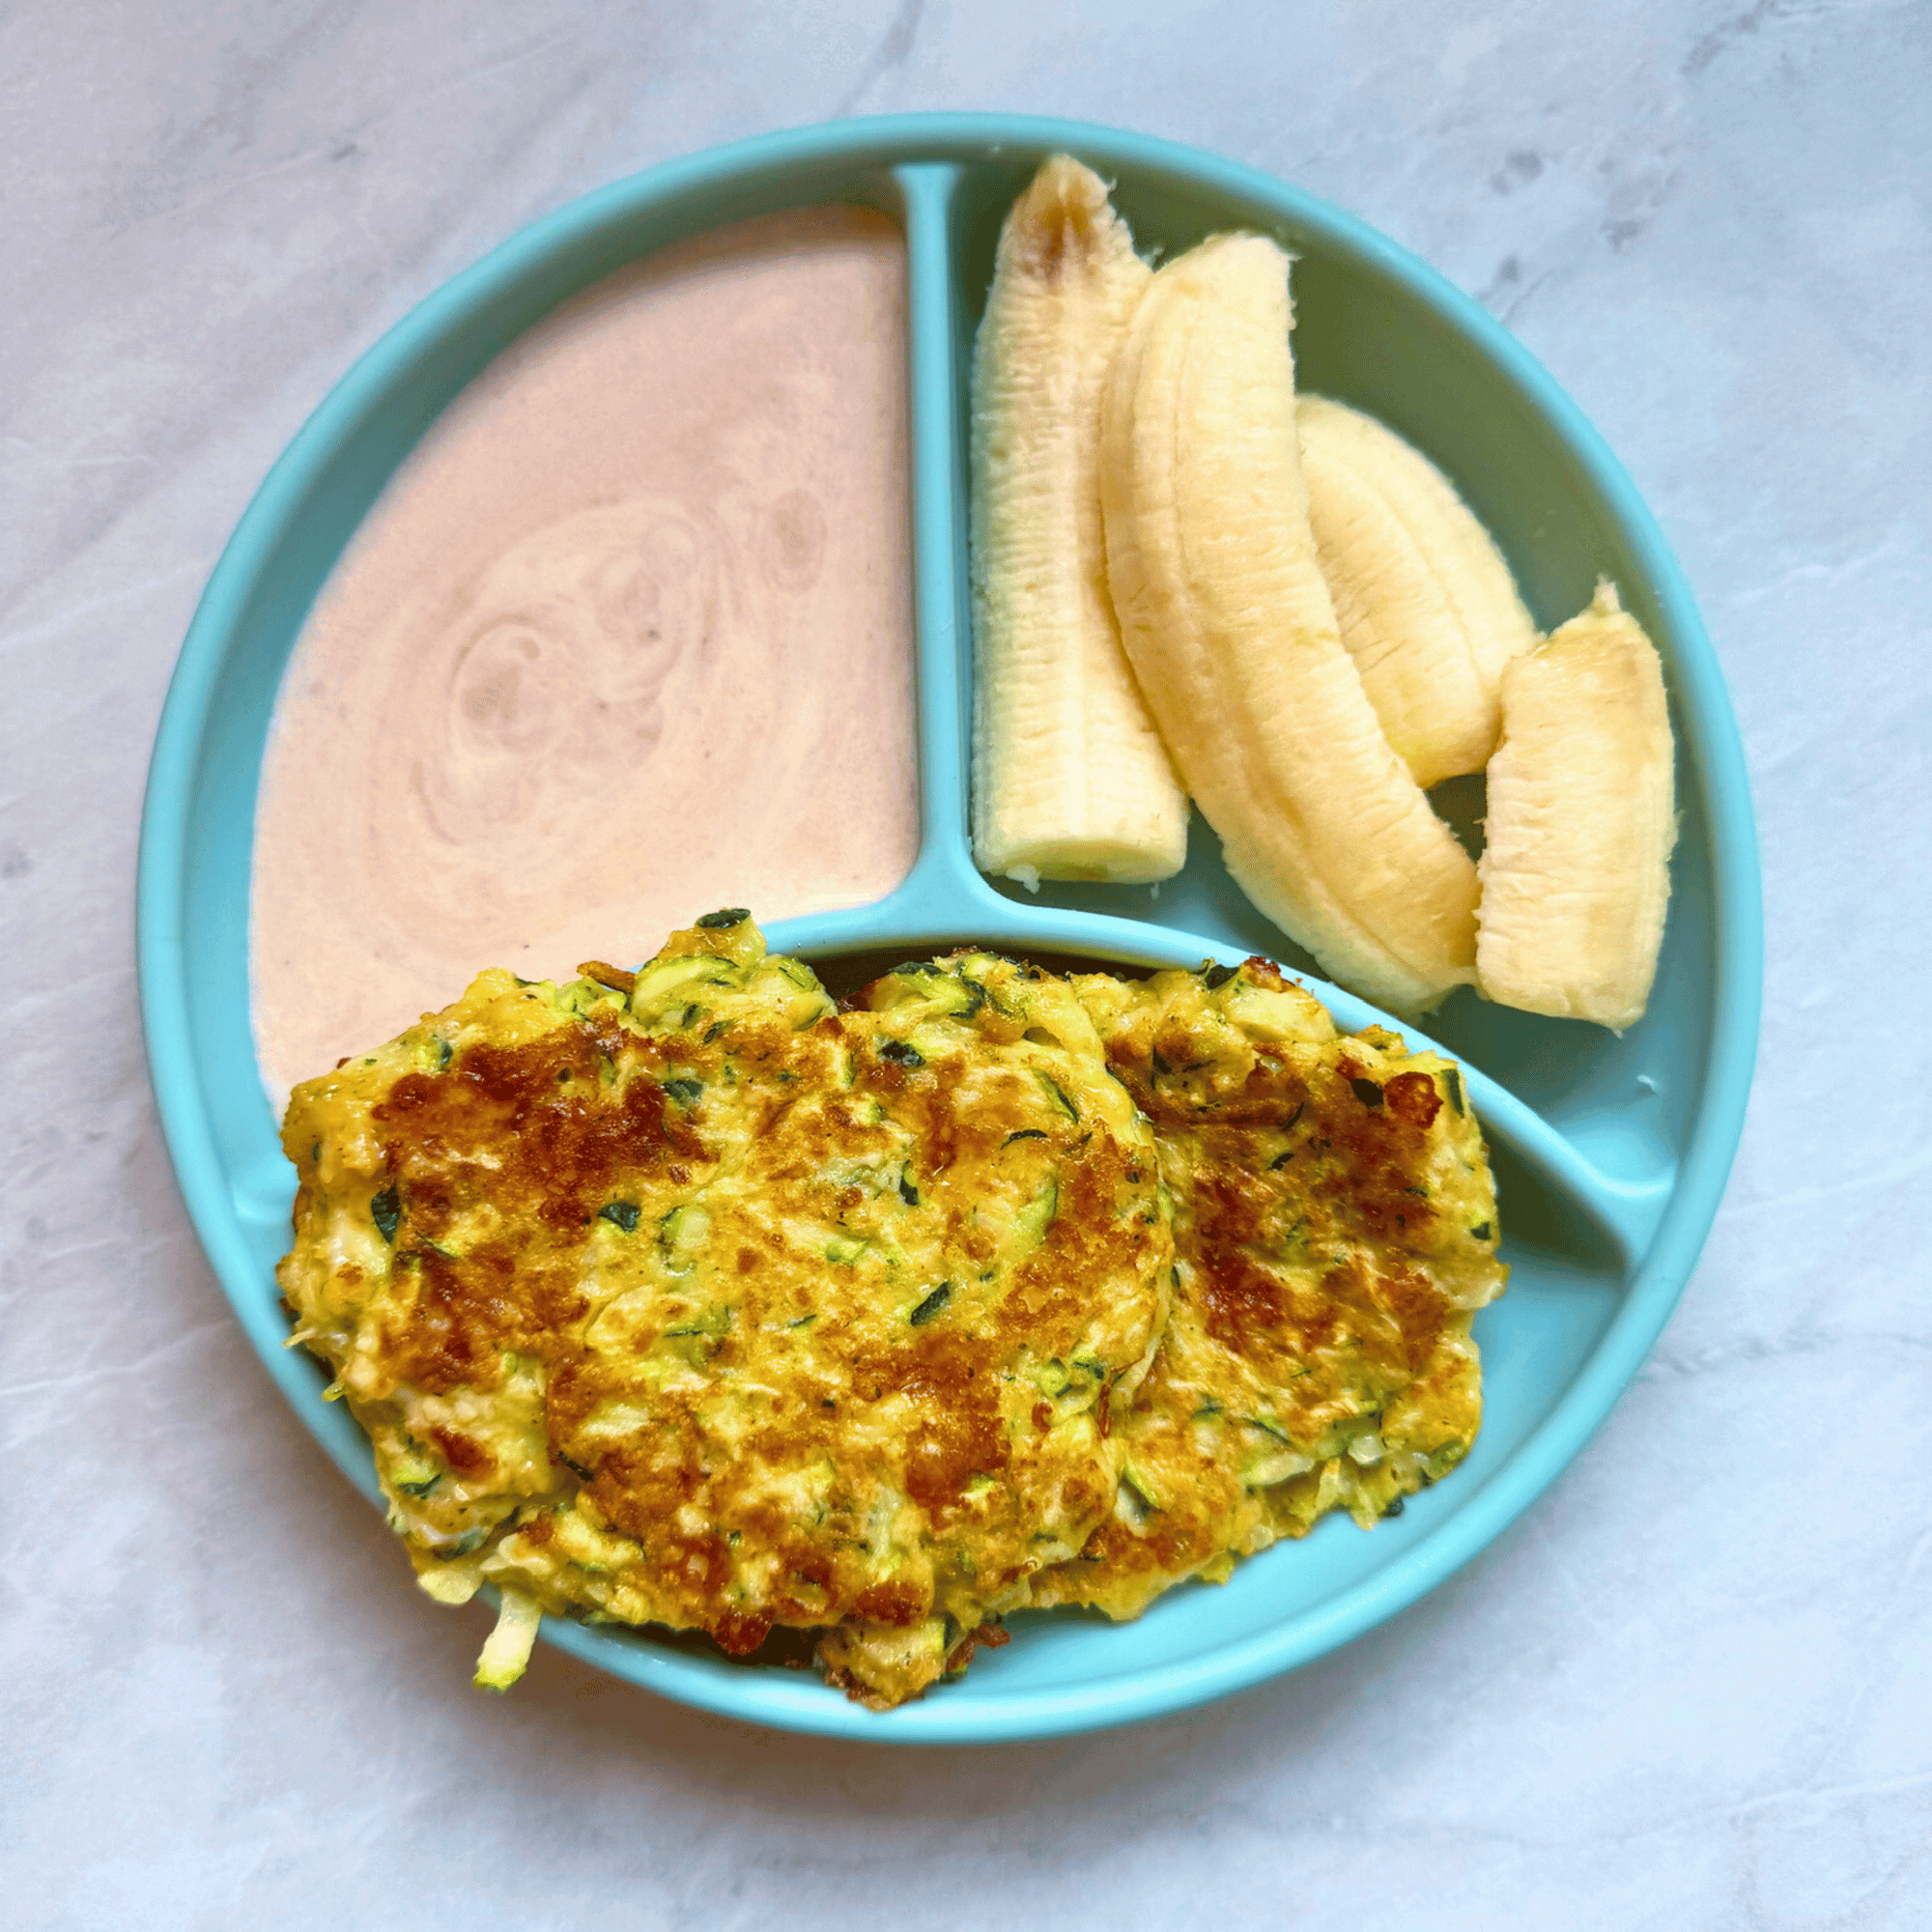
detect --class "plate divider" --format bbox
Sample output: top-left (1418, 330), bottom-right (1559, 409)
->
top-left (891, 160), bottom-right (985, 910)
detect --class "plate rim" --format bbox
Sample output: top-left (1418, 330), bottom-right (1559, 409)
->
top-left (136, 110), bottom-right (1763, 1744)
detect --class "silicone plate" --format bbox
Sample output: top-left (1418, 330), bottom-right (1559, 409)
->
top-left (137, 114), bottom-right (1761, 1744)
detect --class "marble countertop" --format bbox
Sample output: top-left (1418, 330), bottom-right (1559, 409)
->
top-left (5, 2), bottom-right (1928, 1925)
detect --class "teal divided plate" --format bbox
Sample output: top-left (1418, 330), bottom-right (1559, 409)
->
top-left (137, 114), bottom-right (1761, 1743)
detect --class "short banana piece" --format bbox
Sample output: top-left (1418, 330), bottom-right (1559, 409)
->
top-left (970, 156), bottom-right (1188, 886)
top-left (1297, 394), bottom-right (1538, 788)
top-left (1100, 232), bottom-right (1479, 1013)
top-left (1476, 582), bottom-right (1676, 1030)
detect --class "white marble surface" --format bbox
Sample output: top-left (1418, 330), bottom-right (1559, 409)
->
top-left (5, 2), bottom-right (1929, 1924)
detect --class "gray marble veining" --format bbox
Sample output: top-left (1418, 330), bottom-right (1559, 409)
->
top-left (4, 2), bottom-right (1928, 1925)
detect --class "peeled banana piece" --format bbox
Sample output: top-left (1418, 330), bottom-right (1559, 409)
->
top-left (1297, 395), bottom-right (1538, 789)
top-left (1099, 232), bottom-right (1479, 1013)
top-left (970, 156), bottom-right (1188, 886)
top-left (1476, 582), bottom-right (1676, 1030)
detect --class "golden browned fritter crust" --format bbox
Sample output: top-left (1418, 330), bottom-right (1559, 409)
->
top-left (1026, 956), bottom-right (1506, 1621)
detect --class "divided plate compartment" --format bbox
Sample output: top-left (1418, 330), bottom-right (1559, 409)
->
top-left (137, 115), bottom-right (1762, 1744)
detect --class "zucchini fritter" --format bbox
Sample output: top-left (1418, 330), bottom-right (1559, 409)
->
top-left (1025, 956), bottom-right (1506, 1621)
top-left (278, 916), bottom-right (1171, 1707)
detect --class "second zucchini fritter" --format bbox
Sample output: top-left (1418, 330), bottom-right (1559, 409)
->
top-left (1027, 956), bottom-right (1506, 1620)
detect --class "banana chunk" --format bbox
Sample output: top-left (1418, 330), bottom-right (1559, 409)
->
top-left (1100, 232), bottom-right (1479, 1013)
top-left (970, 156), bottom-right (1188, 886)
top-left (1297, 395), bottom-right (1538, 788)
top-left (1476, 582), bottom-right (1677, 1030)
